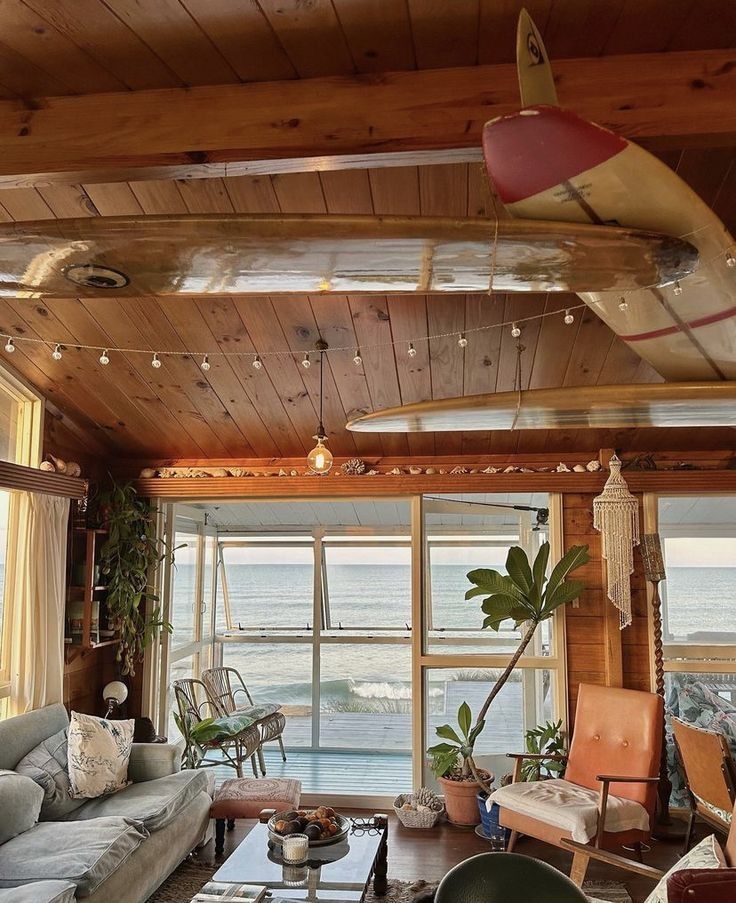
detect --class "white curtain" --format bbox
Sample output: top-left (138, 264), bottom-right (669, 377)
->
top-left (8, 492), bottom-right (70, 714)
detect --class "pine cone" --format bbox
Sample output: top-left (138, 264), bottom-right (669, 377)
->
top-left (341, 458), bottom-right (366, 475)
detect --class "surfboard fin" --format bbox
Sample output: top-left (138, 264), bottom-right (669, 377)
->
top-left (516, 9), bottom-right (558, 107)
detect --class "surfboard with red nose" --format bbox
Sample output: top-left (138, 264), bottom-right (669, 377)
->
top-left (481, 11), bottom-right (736, 381)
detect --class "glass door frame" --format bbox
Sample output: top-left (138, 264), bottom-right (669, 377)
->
top-left (156, 504), bottom-right (218, 736)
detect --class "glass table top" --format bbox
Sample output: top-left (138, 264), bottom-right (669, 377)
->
top-left (213, 823), bottom-right (383, 902)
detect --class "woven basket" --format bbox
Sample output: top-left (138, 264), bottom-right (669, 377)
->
top-left (393, 788), bottom-right (444, 829)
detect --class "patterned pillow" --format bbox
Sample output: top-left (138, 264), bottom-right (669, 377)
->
top-left (644, 834), bottom-right (725, 903)
top-left (67, 712), bottom-right (135, 799)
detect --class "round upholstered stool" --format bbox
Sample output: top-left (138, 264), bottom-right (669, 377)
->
top-left (209, 777), bottom-right (302, 854)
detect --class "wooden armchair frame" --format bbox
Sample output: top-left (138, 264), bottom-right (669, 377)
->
top-left (505, 751), bottom-right (659, 882)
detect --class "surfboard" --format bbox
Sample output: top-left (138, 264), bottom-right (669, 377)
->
top-left (482, 12), bottom-right (736, 381)
top-left (346, 382), bottom-right (736, 433)
top-left (0, 213), bottom-right (695, 298)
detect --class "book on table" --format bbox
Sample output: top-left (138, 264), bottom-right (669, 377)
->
top-left (191, 882), bottom-right (267, 902)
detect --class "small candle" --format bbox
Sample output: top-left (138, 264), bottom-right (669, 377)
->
top-left (282, 833), bottom-right (309, 864)
top-left (283, 863), bottom-right (308, 886)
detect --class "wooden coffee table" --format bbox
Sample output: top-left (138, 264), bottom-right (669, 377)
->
top-left (213, 815), bottom-right (388, 902)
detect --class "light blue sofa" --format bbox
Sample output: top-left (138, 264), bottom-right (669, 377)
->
top-left (0, 704), bottom-right (213, 902)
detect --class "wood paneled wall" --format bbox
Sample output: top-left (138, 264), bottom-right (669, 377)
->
top-left (63, 645), bottom-right (116, 716)
top-left (563, 492), bottom-right (652, 727)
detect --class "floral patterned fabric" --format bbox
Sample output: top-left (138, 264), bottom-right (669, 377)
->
top-left (67, 712), bottom-right (135, 799)
top-left (186, 704), bottom-right (280, 745)
top-left (666, 675), bottom-right (736, 812)
top-left (644, 833), bottom-right (724, 903)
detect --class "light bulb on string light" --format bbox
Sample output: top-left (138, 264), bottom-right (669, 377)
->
top-left (727, 251), bottom-right (736, 268)
top-left (673, 280), bottom-right (683, 296)
top-left (99, 349), bottom-right (110, 366)
top-left (302, 353), bottom-right (311, 369)
top-left (200, 355), bottom-right (211, 372)
top-left (564, 310), bottom-right (574, 325)
top-left (4, 338), bottom-right (14, 354)
top-left (457, 334), bottom-right (468, 348)
top-left (306, 342), bottom-right (333, 475)
top-left (52, 343), bottom-right (63, 361)
top-left (407, 343), bottom-right (417, 358)
top-left (511, 323), bottom-right (521, 338)
top-left (353, 349), bottom-right (362, 366)
top-left (618, 297), bottom-right (629, 312)
top-left (151, 353), bottom-right (161, 369)
top-left (252, 354), bottom-right (263, 370)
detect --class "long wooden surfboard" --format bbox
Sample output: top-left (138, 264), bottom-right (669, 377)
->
top-left (347, 382), bottom-right (736, 432)
top-left (482, 10), bottom-right (736, 381)
top-left (0, 214), bottom-right (695, 298)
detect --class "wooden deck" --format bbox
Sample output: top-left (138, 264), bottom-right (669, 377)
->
top-left (214, 746), bottom-right (412, 796)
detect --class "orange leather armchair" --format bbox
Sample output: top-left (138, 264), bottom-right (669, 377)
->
top-left (489, 684), bottom-right (663, 885)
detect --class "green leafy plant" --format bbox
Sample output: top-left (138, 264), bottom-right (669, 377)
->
top-left (95, 480), bottom-right (172, 676)
top-left (520, 719), bottom-right (567, 782)
top-left (428, 541), bottom-right (589, 790)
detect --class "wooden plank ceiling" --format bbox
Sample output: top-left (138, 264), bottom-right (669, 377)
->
top-left (1, 0), bottom-right (734, 461)
top-left (0, 0), bottom-right (734, 99)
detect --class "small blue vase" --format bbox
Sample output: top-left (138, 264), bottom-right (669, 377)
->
top-left (476, 792), bottom-right (511, 846)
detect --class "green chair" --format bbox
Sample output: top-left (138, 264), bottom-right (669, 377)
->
top-left (435, 853), bottom-right (588, 903)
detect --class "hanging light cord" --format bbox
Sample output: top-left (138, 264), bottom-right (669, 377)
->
top-left (317, 349), bottom-right (325, 438)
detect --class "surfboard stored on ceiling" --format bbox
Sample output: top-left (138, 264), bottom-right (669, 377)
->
top-left (0, 214), bottom-right (695, 298)
top-left (347, 382), bottom-right (736, 433)
top-left (482, 9), bottom-right (736, 381)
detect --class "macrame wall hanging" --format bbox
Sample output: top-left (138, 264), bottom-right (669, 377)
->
top-left (593, 454), bottom-right (640, 628)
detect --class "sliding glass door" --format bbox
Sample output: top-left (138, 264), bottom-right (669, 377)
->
top-left (159, 512), bottom-right (217, 739)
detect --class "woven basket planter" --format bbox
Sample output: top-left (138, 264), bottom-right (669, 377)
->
top-left (393, 788), bottom-right (444, 829)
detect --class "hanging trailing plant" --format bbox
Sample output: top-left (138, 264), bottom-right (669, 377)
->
top-left (95, 480), bottom-right (172, 676)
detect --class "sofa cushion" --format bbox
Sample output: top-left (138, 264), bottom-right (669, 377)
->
top-left (65, 768), bottom-right (212, 832)
top-left (15, 729), bottom-right (85, 821)
top-left (68, 712), bottom-right (135, 799)
top-left (0, 817), bottom-right (148, 898)
top-left (0, 881), bottom-right (76, 903)
top-left (489, 778), bottom-right (650, 844)
top-left (0, 770), bottom-right (44, 844)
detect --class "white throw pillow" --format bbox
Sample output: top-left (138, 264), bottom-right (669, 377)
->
top-left (67, 712), bottom-right (135, 799)
top-left (644, 833), bottom-right (725, 903)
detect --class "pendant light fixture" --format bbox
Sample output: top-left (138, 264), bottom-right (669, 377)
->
top-left (307, 340), bottom-right (333, 475)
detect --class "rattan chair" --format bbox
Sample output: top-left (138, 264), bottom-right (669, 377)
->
top-left (202, 666), bottom-right (287, 776)
top-left (172, 677), bottom-right (261, 778)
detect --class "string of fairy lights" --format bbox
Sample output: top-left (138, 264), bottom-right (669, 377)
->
top-left (0, 245), bottom-right (734, 372)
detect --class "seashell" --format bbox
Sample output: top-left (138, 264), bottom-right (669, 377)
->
top-left (450, 466), bottom-right (467, 474)
top-left (366, 469), bottom-right (379, 475)
top-left (387, 467), bottom-right (402, 475)
top-left (48, 455), bottom-right (67, 473)
top-left (482, 466), bottom-right (499, 474)
top-left (438, 469), bottom-right (447, 475)
top-left (556, 462), bottom-right (570, 472)
top-left (65, 461), bottom-right (81, 477)
top-left (425, 467), bottom-right (436, 474)
top-left (503, 465), bottom-right (518, 473)
top-left (537, 467), bottom-right (550, 472)
top-left (290, 470), bottom-right (299, 476)
top-left (469, 468), bottom-right (478, 474)
top-left (228, 467), bottom-right (245, 477)
top-left (408, 465), bottom-right (422, 475)
top-left (341, 457), bottom-right (366, 476)
top-left (139, 467), bottom-right (156, 479)
top-left (39, 460), bottom-right (55, 472)
top-left (520, 467), bottom-right (535, 473)
top-left (586, 459), bottom-right (602, 472)
top-left (278, 468), bottom-right (288, 476)
top-left (573, 464), bottom-right (586, 472)
top-left (158, 467), bottom-right (175, 478)
top-left (208, 467), bottom-right (229, 477)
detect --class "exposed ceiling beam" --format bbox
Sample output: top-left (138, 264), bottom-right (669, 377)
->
top-left (1, 49), bottom-right (734, 189)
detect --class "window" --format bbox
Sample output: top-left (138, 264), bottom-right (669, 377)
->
top-left (0, 367), bottom-right (42, 707)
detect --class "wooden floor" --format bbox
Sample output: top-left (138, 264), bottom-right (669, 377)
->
top-left (195, 811), bottom-right (703, 903)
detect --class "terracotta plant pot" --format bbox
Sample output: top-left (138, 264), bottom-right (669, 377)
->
top-left (438, 775), bottom-right (484, 826)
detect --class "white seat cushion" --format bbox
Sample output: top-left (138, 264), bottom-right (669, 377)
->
top-left (489, 778), bottom-right (650, 843)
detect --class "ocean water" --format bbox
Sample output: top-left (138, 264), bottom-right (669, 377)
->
top-left (167, 563), bottom-right (736, 749)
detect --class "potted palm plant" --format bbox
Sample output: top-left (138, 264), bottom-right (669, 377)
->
top-left (428, 541), bottom-right (589, 825)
